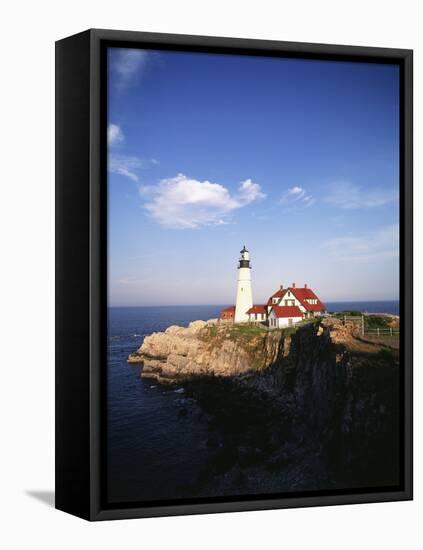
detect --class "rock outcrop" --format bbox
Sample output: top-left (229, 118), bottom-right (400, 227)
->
top-left (128, 319), bottom-right (286, 383)
top-left (128, 316), bottom-right (394, 384)
top-left (128, 316), bottom-right (400, 490)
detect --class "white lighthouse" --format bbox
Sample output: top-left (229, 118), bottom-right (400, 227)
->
top-left (235, 245), bottom-right (253, 323)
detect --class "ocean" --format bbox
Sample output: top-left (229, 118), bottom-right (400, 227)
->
top-left (325, 301), bottom-right (399, 315)
top-left (107, 301), bottom-right (399, 504)
top-left (107, 306), bottom-right (222, 504)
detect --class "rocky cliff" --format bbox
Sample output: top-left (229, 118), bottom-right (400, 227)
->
top-left (128, 319), bottom-right (287, 382)
top-left (128, 317), bottom-right (400, 491)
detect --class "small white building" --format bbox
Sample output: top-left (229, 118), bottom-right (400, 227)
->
top-left (268, 305), bottom-right (304, 328)
top-left (246, 305), bottom-right (267, 323)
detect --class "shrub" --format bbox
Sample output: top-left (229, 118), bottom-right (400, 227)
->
top-left (365, 315), bottom-right (391, 329)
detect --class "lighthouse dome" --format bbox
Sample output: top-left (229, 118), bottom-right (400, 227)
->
top-left (240, 245), bottom-right (250, 261)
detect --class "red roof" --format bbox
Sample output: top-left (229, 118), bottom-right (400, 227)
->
top-left (289, 287), bottom-right (326, 312)
top-left (266, 285), bottom-right (325, 312)
top-left (247, 305), bottom-right (266, 314)
top-left (271, 305), bottom-right (303, 318)
top-left (266, 288), bottom-right (287, 306)
top-left (220, 306), bottom-right (235, 313)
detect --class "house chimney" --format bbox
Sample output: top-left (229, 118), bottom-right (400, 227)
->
top-left (304, 283), bottom-right (307, 288)
top-left (292, 282), bottom-right (296, 288)
top-left (280, 284), bottom-right (284, 290)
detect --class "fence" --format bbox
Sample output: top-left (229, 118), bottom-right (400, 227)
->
top-left (249, 314), bottom-right (399, 338)
top-left (362, 327), bottom-right (400, 337)
top-left (340, 315), bottom-right (400, 338)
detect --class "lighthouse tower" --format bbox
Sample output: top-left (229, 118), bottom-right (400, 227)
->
top-left (235, 245), bottom-right (253, 323)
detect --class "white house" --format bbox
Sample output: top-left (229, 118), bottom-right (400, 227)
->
top-left (268, 305), bottom-right (304, 328)
top-left (248, 283), bottom-right (326, 326)
top-left (266, 284), bottom-right (326, 319)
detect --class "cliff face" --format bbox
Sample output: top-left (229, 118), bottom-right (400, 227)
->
top-left (262, 319), bottom-right (400, 488)
top-left (129, 317), bottom-right (400, 490)
top-left (128, 319), bottom-right (286, 383)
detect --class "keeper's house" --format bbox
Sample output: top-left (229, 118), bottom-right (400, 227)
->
top-left (247, 283), bottom-right (326, 327)
top-left (265, 283), bottom-right (325, 318)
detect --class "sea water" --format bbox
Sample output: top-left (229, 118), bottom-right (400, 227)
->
top-left (107, 301), bottom-right (399, 504)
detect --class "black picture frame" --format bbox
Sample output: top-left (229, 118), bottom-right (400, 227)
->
top-left (55, 28), bottom-right (413, 521)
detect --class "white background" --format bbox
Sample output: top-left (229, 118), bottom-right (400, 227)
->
top-left (0, 0), bottom-right (420, 547)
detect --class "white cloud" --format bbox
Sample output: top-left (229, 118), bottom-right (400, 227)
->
top-left (142, 174), bottom-right (265, 228)
top-left (323, 224), bottom-right (399, 263)
top-left (289, 186), bottom-right (305, 198)
top-left (108, 154), bottom-right (143, 182)
top-left (324, 181), bottom-right (397, 209)
top-left (280, 186), bottom-right (315, 209)
top-left (237, 178), bottom-right (266, 204)
top-left (108, 153), bottom-right (160, 182)
top-left (107, 123), bottom-right (124, 146)
top-left (111, 49), bottom-right (147, 90)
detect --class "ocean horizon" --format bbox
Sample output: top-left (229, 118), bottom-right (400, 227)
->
top-left (108, 300), bottom-right (400, 316)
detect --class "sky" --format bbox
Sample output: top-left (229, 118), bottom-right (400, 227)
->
top-left (107, 47), bottom-right (400, 306)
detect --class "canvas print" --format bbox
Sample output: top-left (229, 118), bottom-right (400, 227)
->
top-left (107, 47), bottom-right (400, 505)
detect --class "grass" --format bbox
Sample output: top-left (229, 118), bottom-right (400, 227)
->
top-left (332, 311), bottom-right (362, 318)
top-left (227, 323), bottom-right (267, 338)
top-left (201, 323), bottom-right (278, 372)
top-left (207, 324), bottom-right (218, 338)
top-left (280, 326), bottom-right (297, 337)
top-left (330, 311), bottom-right (397, 329)
top-left (201, 323), bottom-right (267, 342)
top-left (365, 315), bottom-right (392, 329)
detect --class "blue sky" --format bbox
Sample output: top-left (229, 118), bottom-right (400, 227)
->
top-left (107, 47), bottom-right (399, 306)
